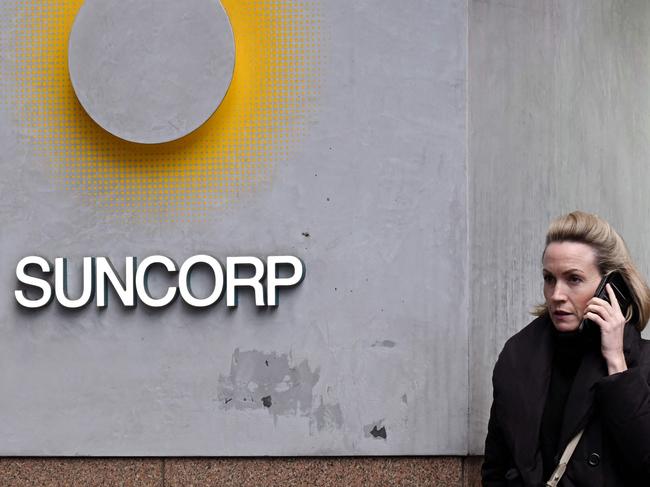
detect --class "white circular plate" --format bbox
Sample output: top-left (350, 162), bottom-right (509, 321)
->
top-left (68, 0), bottom-right (235, 144)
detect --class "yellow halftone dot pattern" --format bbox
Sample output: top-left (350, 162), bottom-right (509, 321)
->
top-left (9, 0), bottom-right (322, 219)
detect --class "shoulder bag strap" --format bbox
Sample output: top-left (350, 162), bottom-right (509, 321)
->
top-left (545, 429), bottom-right (585, 487)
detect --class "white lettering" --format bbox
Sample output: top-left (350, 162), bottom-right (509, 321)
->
top-left (55, 257), bottom-right (94, 309)
top-left (96, 256), bottom-right (135, 308)
top-left (15, 256), bottom-right (52, 309)
top-left (179, 255), bottom-right (223, 308)
top-left (267, 256), bottom-right (304, 307)
top-left (226, 256), bottom-right (265, 307)
top-left (135, 255), bottom-right (178, 308)
top-left (14, 254), bottom-right (304, 309)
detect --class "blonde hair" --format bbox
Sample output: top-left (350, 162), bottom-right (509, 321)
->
top-left (532, 210), bottom-right (650, 331)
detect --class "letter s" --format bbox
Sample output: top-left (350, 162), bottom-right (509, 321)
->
top-left (15, 256), bottom-right (53, 308)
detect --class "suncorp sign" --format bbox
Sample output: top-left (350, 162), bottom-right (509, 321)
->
top-left (15, 255), bottom-right (304, 309)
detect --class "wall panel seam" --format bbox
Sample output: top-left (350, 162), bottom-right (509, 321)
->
top-left (465, 0), bottom-right (472, 457)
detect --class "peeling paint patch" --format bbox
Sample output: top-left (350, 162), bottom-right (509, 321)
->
top-left (311, 396), bottom-right (343, 432)
top-left (364, 420), bottom-right (387, 440)
top-left (371, 340), bottom-right (396, 348)
top-left (217, 349), bottom-right (320, 419)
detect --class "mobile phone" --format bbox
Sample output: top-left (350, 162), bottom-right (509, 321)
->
top-left (579, 271), bottom-right (633, 333)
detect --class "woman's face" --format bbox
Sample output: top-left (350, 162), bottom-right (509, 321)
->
top-left (542, 241), bottom-right (603, 332)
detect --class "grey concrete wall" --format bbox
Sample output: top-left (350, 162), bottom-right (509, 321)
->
top-left (469, 0), bottom-right (650, 453)
top-left (6, 0), bottom-right (647, 458)
top-left (0, 0), bottom-right (468, 455)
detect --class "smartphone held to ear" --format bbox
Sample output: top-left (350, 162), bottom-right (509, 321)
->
top-left (579, 271), bottom-right (633, 334)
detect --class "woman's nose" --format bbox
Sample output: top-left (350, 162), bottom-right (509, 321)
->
top-left (551, 283), bottom-right (567, 301)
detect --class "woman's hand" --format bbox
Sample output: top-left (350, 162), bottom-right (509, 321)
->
top-left (583, 283), bottom-right (628, 375)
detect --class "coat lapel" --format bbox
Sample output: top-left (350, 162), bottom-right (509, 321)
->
top-left (557, 343), bottom-right (606, 449)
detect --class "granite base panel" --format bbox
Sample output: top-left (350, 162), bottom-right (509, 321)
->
top-left (0, 457), bottom-right (484, 486)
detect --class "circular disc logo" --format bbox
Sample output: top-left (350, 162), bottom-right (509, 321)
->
top-left (68, 0), bottom-right (236, 145)
top-left (5, 0), bottom-right (323, 218)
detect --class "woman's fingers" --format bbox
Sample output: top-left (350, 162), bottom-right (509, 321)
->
top-left (591, 285), bottom-right (628, 375)
top-left (585, 311), bottom-right (608, 328)
top-left (585, 301), bottom-right (612, 322)
top-left (585, 292), bottom-right (626, 332)
top-left (605, 283), bottom-right (622, 312)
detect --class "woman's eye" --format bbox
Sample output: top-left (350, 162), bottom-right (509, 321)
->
top-left (543, 275), bottom-right (553, 283)
top-left (570, 275), bottom-right (582, 283)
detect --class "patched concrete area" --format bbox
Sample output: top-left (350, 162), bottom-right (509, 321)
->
top-left (217, 349), bottom-right (321, 419)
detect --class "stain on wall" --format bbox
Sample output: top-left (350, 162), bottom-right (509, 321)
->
top-left (217, 349), bottom-right (320, 420)
top-left (364, 421), bottom-right (387, 440)
top-left (311, 396), bottom-right (344, 432)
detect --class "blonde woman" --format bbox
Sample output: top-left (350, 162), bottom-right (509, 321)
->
top-left (482, 211), bottom-right (650, 486)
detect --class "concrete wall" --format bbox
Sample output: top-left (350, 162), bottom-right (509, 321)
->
top-left (2, 0), bottom-right (650, 465)
top-left (0, 0), bottom-right (468, 455)
top-left (469, 0), bottom-right (650, 453)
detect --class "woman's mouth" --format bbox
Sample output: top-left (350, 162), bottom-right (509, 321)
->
top-left (553, 310), bottom-right (572, 319)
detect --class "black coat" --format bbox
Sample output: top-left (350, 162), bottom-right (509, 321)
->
top-left (482, 314), bottom-right (650, 486)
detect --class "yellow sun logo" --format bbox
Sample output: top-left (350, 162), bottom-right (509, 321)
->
top-left (7, 0), bottom-right (323, 220)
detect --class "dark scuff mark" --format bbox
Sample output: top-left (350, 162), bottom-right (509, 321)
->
top-left (225, 398), bottom-right (232, 405)
top-left (401, 394), bottom-right (408, 404)
top-left (370, 426), bottom-right (387, 439)
top-left (302, 232), bottom-right (311, 238)
top-left (265, 360), bottom-right (269, 366)
top-left (262, 395), bottom-right (272, 408)
top-left (364, 420), bottom-right (387, 440)
top-left (371, 340), bottom-right (396, 348)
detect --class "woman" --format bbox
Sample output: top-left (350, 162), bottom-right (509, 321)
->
top-left (482, 211), bottom-right (650, 486)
